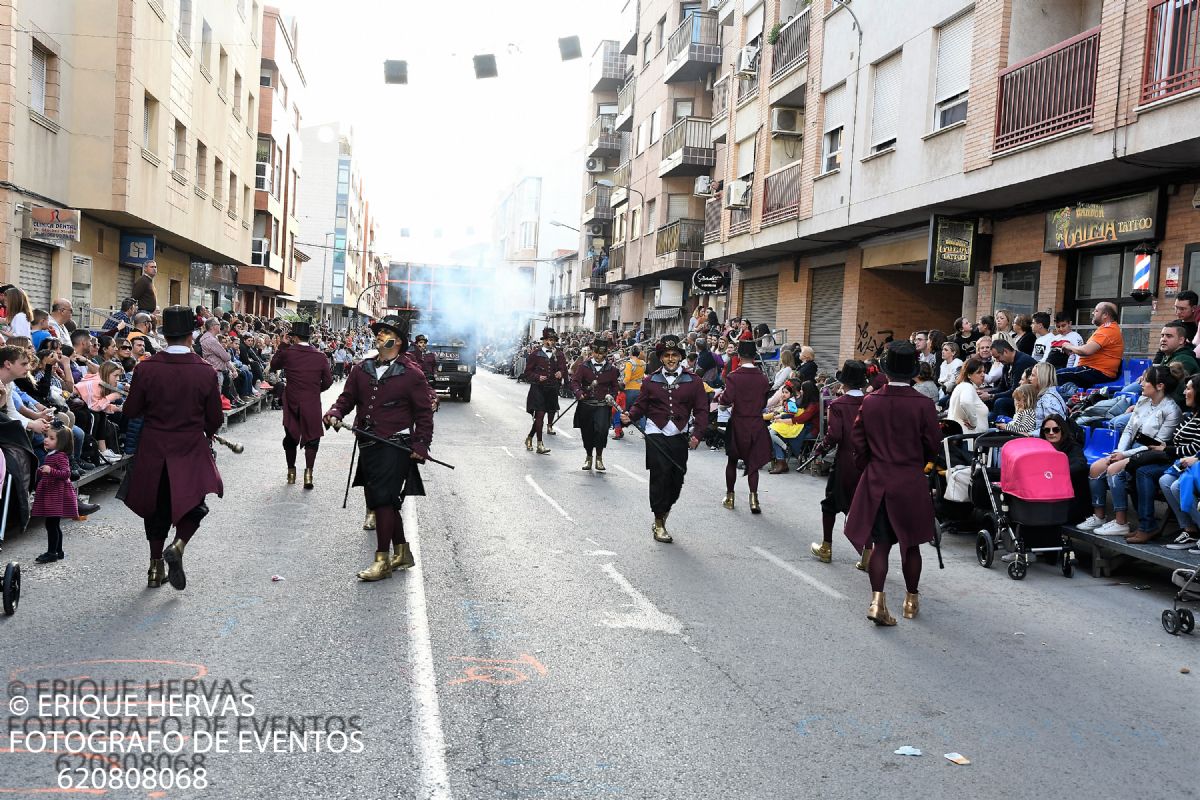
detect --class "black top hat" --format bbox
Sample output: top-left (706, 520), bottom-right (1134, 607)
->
top-left (291, 320), bottom-right (312, 339)
top-left (541, 327), bottom-right (558, 341)
top-left (737, 340), bottom-right (758, 360)
top-left (835, 359), bottom-right (869, 389)
top-left (659, 334), bottom-right (685, 356)
top-left (591, 337), bottom-right (610, 352)
top-left (160, 305), bottom-right (194, 339)
top-left (414, 333), bottom-right (428, 343)
top-left (881, 341), bottom-right (919, 381)
top-left (370, 314), bottom-right (409, 336)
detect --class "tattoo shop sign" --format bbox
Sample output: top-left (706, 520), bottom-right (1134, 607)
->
top-left (926, 216), bottom-right (980, 286)
top-left (1044, 190), bottom-right (1161, 252)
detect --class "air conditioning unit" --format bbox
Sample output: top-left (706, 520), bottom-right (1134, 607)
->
top-left (586, 223), bottom-right (606, 236)
top-left (737, 46), bottom-right (758, 76)
top-left (724, 179), bottom-right (751, 209)
top-left (770, 107), bottom-right (803, 137)
top-left (694, 175), bottom-right (714, 196)
top-left (585, 157), bottom-right (606, 173)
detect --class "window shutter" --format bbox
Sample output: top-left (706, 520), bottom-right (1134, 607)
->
top-left (31, 47), bottom-right (47, 114)
top-left (871, 54), bottom-right (902, 145)
top-left (823, 83), bottom-right (846, 133)
top-left (935, 11), bottom-right (973, 102)
top-left (667, 194), bottom-right (690, 222)
top-left (143, 103), bottom-right (151, 148)
top-left (745, 3), bottom-right (765, 39)
top-left (736, 135), bottom-right (757, 177)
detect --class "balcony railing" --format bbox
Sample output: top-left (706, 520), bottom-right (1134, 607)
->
top-left (251, 237), bottom-right (270, 267)
top-left (580, 273), bottom-right (608, 293)
top-left (994, 26), bottom-right (1100, 152)
top-left (610, 243), bottom-right (626, 279)
top-left (703, 197), bottom-right (722, 244)
top-left (584, 184), bottom-right (613, 224)
top-left (736, 67), bottom-right (760, 104)
top-left (1142, 0), bottom-right (1200, 103)
top-left (771, 8), bottom-right (811, 81)
top-left (656, 219), bottom-right (705, 256)
top-left (762, 161), bottom-right (802, 225)
top-left (616, 79), bottom-right (636, 131)
top-left (659, 116), bottom-right (716, 177)
top-left (610, 161), bottom-right (631, 206)
top-left (665, 11), bottom-right (721, 83)
top-left (730, 179), bottom-right (752, 236)
top-left (713, 73), bottom-right (730, 118)
top-left (588, 114), bottom-right (622, 157)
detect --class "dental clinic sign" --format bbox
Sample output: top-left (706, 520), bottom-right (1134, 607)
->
top-left (25, 207), bottom-right (81, 245)
top-left (1044, 190), bottom-right (1161, 252)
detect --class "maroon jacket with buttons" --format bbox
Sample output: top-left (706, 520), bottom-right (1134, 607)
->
top-left (523, 346), bottom-right (568, 387)
top-left (627, 368), bottom-right (708, 441)
top-left (570, 359), bottom-right (621, 402)
top-left (325, 356), bottom-right (435, 458)
top-left (270, 342), bottom-right (334, 443)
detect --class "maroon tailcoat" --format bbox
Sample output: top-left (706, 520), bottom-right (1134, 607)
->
top-left (570, 359), bottom-right (621, 402)
top-left (325, 356), bottom-right (435, 458)
top-left (122, 351), bottom-right (224, 524)
top-left (819, 391), bottom-right (865, 511)
top-left (720, 365), bottom-right (771, 472)
top-left (628, 368), bottom-right (709, 441)
top-left (523, 346), bottom-right (568, 387)
top-left (270, 343), bottom-right (333, 443)
top-left (31, 450), bottom-right (78, 519)
top-left (844, 384), bottom-right (942, 549)
top-left (416, 350), bottom-right (437, 382)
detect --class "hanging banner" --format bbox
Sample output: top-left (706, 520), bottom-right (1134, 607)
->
top-left (1044, 190), bottom-right (1161, 252)
top-left (926, 216), bottom-right (979, 286)
top-left (119, 234), bottom-right (156, 267)
top-left (26, 207), bottom-right (81, 244)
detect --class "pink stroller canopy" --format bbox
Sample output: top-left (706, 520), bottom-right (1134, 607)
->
top-left (999, 437), bottom-right (1074, 502)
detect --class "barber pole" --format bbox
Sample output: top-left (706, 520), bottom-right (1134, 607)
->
top-left (1132, 251), bottom-right (1152, 294)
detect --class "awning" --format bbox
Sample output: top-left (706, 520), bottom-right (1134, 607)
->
top-left (647, 307), bottom-right (682, 320)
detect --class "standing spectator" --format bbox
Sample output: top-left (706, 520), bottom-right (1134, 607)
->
top-left (950, 316), bottom-right (980, 358)
top-left (1013, 313), bottom-right (1035, 355)
top-left (31, 426), bottom-right (81, 563)
top-left (3, 287), bottom-right (33, 337)
top-left (131, 260), bottom-right (158, 313)
top-left (1057, 302), bottom-right (1124, 388)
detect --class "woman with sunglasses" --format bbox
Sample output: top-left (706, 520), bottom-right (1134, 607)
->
top-left (1039, 414), bottom-right (1089, 525)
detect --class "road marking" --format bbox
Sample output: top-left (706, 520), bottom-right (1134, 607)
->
top-left (599, 563), bottom-right (683, 634)
top-left (586, 549), bottom-right (619, 556)
top-left (403, 501), bottom-right (453, 800)
top-left (750, 546), bottom-right (848, 600)
top-left (474, 413), bottom-right (483, 419)
top-left (500, 446), bottom-right (515, 459)
top-left (551, 428), bottom-right (572, 439)
top-left (585, 537), bottom-right (600, 546)
top-left (610, 463), bottom-right (647, 484)
top-left (524, 474), bottom-right (574, 523)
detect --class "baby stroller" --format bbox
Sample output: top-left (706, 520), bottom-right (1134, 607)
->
top-left (1161, 568), bottom-right (1199, 636)
top-left (704, 404), bottom-right (728, 451)
top-left (0, 456), bottom-right (21, 615)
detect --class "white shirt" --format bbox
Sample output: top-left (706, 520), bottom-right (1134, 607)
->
top-left (48, 319), bottom-right (71, 347)
top-left (1031, 332), bottom-right (1056, 362)
top-left (1052, 331), bottom-right (1084, 368)
top-left (948, 381), bottom-right (990, 434)
top-left (8, 312), bottom-right (30, 338)
top-left (644, 368), bottom-right (685, 436)
top-left (3, 383), bottom-right (27, 428)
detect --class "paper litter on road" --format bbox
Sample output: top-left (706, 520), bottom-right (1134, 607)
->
top-left (271, 575), bottom-right (285, 582)
top-left (1013, 631), bottom-right (1026, 636)
top-left (944, 753), bottom-right (971, 765)
top-left (894, 746), bottom-right (922, 756)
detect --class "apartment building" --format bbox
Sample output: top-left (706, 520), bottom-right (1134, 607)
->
top-left (241, 5), bottom-right (305, 318)
top-left (701, 0), bottom-right (1200, 366)
top-left (547, 249), bottom-right (589, 330)
top-left (0, 0), bottom-right (262, 320)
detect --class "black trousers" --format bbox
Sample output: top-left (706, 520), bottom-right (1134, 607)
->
top-left (577, 404), bottom-right (609, 454)
top-left (144, 465), bottom-right (209, 540)
top-left (646, 433), bottom-right (689, 516)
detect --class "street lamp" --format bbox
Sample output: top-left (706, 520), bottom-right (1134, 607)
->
top-left (549, 220), bottom-right (580, 232)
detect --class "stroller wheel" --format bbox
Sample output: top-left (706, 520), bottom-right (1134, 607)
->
top-left (1007, 560), bottom-right (1027, 580)
top-left (1061, 557), bottom-right (1074, 579)
top-left (1180, 609), bottom-right (1195, 634)
top-left (975, 532), bottom-right (994, 568)
top-left (1162, 609), bottom-right (1181, 636)
top-left (2, 561), bottom-right (19, 616)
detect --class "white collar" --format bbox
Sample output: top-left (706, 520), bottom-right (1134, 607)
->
top-left (887, 381), bottom-right (910, 387)
top-left (164, 345), bottom-right (191, 354)
top-left (847, 389), bottom-right (864, 396)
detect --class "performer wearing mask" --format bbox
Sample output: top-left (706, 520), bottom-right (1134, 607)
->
top-left (120, 306), bottom-right (224, 591)
top-left (844, 342), bottom-right (942, 625)
top-left (810, 360), bottom-right (871, 569)
top-left (269, 320), bottom-right (333, 489)
top-left (718, 340), bottom-right (771, 512)
top-left (570, 336), bottom-right (622, 472)
top-left (523, 327), bottom-right (567, 454)
top-left (324, 315), bottom-right (434, 582)
top-left (412, 334), bottom-right (437, 384)
top-left (620, 335), bottom-right (708, 543)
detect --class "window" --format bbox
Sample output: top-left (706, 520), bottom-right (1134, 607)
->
top-left (259, 67), bottom-right (273, 87)
top-left (655, 16), bottom-right (666, 50)
top-left (195, 140), bottom-right (207, 189)
top-left (870, 53), bottom-right (901, 152)
top-left (143, 92), bottom-right (159, 152)
top-left (992, 263), bottom-right (1040, 319)
top-left (172, 120), bottom-right (186, 173)
top-left (247, 93), bottom-right (255, 126)
top-left (934, 11), bottom-right (973, 130)
top-left (667, 194), bottom-right (690, 222)
top-left (278, 76), bottom-right (288, 108)
top-left (233, 72), bottom-right (243, 117)
top-left (645, 199), bottom-right (657, 234)
top-left (631, 206), bottom-right (642, 239)
top-left (178, 0), bottom-right (192, 40)
top-left (200, 20), bottom-right (212, 72)
top-left (650, 108), bottom-right (661, 143)
top-left (520, 221), bottom-right (537, 249)
top-left (821, 83), bottom-right (846, 173)
top-left (272, 144), bottom-right (283, 198)
top-left (244, 185), bottom-right (252, 220)
top-left (673, 98), bottom-right (694, 123)
top-left (228, 171), bottom-right (238, 212)
top-left (598, 101), bottom-right (618, 116)
top-left (643, 35), bottom-right (652, 67)
top-left (214, 157), bottom-right (225, 203)
top-left (735, 135), bottom-right (756, 178)
top-left (218, 46), bottom-right (229, 94)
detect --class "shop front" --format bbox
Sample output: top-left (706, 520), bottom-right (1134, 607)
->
top-left (189, 262), bottom-right (239, 314)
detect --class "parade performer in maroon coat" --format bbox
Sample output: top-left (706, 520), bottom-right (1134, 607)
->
top-left (32, 428), bottom-right (80, 564)
top-left (718, 340), bottom-right (771, 513)
top-left (121, 305), bottom-right (224, 591)
top-left (269, 320), bottom-right (333, 490)
top-left (325, 315), bottom-right (435, 582)
top-left (810, 360), bottom-right (870, 567)
top-left (523, 327), bottom-right (568, 452)
top-left (621, 335), bottom-right (709, 543)
top-left (844, 342), bottom-right (942, 625)
top-left (570, 337), bottom-right (622, 472)
top-left (413, 334), bottom-right (438, 383)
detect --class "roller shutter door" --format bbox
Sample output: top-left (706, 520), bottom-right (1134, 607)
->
top-left (18, 241), bottom-right (53, 313)
top-left (117, 266), bottom-right (137, 307)
top-left (738, 276), bottom-right (777, 331)
top-left (808, 266), bottom-right (844, 370)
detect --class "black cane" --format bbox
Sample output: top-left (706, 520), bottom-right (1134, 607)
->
top-left (622, 414), bottom-right (687, 473)
top-left (551, 396), bottom-right (578, 427)
top-left (348, 426), bottom-right (456, 470)
top-left (796, 445), bottom-right (835, 474)
top-left (341, 436), bottom-right (358, 510)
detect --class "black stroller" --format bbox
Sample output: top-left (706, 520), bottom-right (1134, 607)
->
top-left (1162, 568), bottom-right (1199, 636)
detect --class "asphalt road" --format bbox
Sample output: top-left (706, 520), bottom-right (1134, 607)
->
top-left (0, 368), bottom-right (1194, 799)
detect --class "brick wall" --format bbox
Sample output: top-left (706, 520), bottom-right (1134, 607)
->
top-left (852, 268), bottom-right (964, 361)
top-left (1092, 0), bottom-right (1144, 136)
top-left (775, 257), bottom-right (809, 344)
top-left (797, 1), bottom-right (824, 221)
top-left (0, 0), bottom-right (15, 280)
top-left (962, 0), bottom-right (1012, 173)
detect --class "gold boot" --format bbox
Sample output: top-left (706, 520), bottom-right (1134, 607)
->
top-left (594, 453), bottom-right (606, 472)
top-left (357, 552), bottom-right (393, 581)
top-left (303, 468), bottom-right (314, 490)
top-left (537, 441), bottom-right (551, 455)
top-left (722, 491), bottom-right (735, 510)
top-left (286, 466), bottom-right (296, 485)
top-left (147, 559), bottom-right (166, 589)
top-left (362, 510), bottom-right (376, 531)
top-left (749, 492), bottom-right (761, 514)
top-left (582, 455), bottom-right (593, 470)
top-left (856, 546), bottom-right (873, 572)
top-left (525, 435), bottom-right (533, 451)
top-left (652, 516), bottom-right (673, 543)
top-left (163, 539), bottom-right (187, 591)
top-left (867, 591), bottom-right (897, 626)
top-left (547, 424), bottom-right (556, 436)
top-left (390, 542), bottom-right (416, 571)
top-left (810, 541), bottom-right (832, 563)
top-left (903, 592), bottom-right (919, 619)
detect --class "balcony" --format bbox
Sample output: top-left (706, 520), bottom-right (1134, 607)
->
top-left (580, 268), bottom-right (609, 294)
top-left (587, 114), bottom-right (623, 158)
top-left (736, 67), bottom-right (760, 105)
top-left (609, 161), bottom-right (631, 206)
top-left (620, 4), bottom-right (638, 55)
top-left (703, 197), bottom-right (722, 244)
top-left (709, 0), bottom-right (735, 26)
top-left (664, 11), bottom-right (720, 84)
top-left (615, 79), bottom-right (635, 132)
top-left (655, 219), bottom-right (705, 271)
top-left (710, 74), bottom-right (730, 145)
top-left (762, 161), bottom-right (802, 226)
top-left (251, 237), bottom-right (270, 268)
top-left (609, 243), bottom-right (626, 280)
top-left (254, 162), bottom-right (271, 192)
top-left (549, 295), bottom-right (581, 315)
top-left (583, 184), bottom-right (613, 225)
top-left (590, 40), bottom-right (625, 92)
top-left (730, 180), bottom-right (752, 236)
top-left (1142, 0), bottom-right (1200, 104)
top-left (994, 26), bottom-right (1100, 153)
top-left (658, 117), bottom-right (716, 178)
top-left (770, 8), bottom-right (811, 82)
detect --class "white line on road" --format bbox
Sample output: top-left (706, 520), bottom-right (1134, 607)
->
top-left (500, 446), bottom-right (515, 459)
top-left (587, 549), bottom-right (619, 556)
top-left (585, 537), bottom-right (600, 546)
top-left (610, 463), bottom-right (647, 484)
top-left (750, 546), bottom-right (847, 600)
top-left (599, 563), bottom-right (683, 635)
top-left (474, 413), bottom-right (483, 418)
top-left (404, 500), bottom-right (453, 800)
top-left (550, 428), bottom-right (572, 439)
top-left (524, 474), bottom-right (574, 523)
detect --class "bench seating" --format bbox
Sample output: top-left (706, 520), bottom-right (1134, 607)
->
top-left (1064, 524), bottom-right (1200, 578)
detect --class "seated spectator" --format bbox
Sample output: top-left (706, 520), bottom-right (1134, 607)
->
top-left (772, 348), bottom-right (794, 391)
top-left (101, 297), bottom-right (137, 336)
top-left (947, 357), bottom-right (989, 435)
top-left (950, 316), bottom-right (980, 358)
top-left (922, 329), bottom-right (945, 369)
top-left (912, 361), bottom-right (940, 403)
top-left (30, 309), bottom-right (51, 351)
top-left (795, 346), bottom-right (817, 383)
top-left (1057, 302), bottom-right (1124, 388)
top-left (1174, 289), bottom-right (1200, 343)
top-left (767, 380), bottom-right (819, 473)
top-left (982, 339), bottom-right (1037, 416)
top-left (1003, 384), bottom-right (1039, 435)
top-left (76, 361), bottom-right (127, 463)
top-left (1013, 313), bottom-right (1035, 355)
top-left (3, 287), bottom-right (33, 338)
top-left (1048, 312), bottom-right (1085, 368)
top-left (975, 335), bottom-right (1003, 387)
top-left (1040, 413), bottom-right (1090, 525)
top-left (1030, 312), bottom-right (1056, 362)
top-left (1151, 375), bottom-right (1200, 549)
top-left (993, 309), bottom-right (1018, 348)
top-left (977, 315), bottom-right (996, 339)
top-left (937, 341), bottom-right (963, 398)
top-left (1030, 362), bottom-right (1067, 429)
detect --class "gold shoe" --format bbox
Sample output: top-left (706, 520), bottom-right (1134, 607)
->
top-left (537, 442), bottom-right (551, 455)
top-left (867, 591), bottom-right (897, 626)
top-left (362, 510), bottom-right (376, 531)
top-left (856, 546), bottom-right (873, 572)
top-left (652, 516), bottom-right (672, 543)
top-left (147, 559), bottom-right (166, 589)
top-left (303, 468), bottom-right (314, 490)
top-left (903, 592), bottom-right (919, 619)
top-left (357, 551), bottom-right (393, 581)
top-left (594, 454), bottom-right (606, 472)
top-left (547, 425), bottom-right (556, 436)
top-left (390, 542), bottom-right (416, 571)
top-left (286, 467), bottom-right (296, 485)
top-left (722, 491), bottom-right (735, 510)
top-left (525, 435), bottom-right (534, 451)
top-left (163, 539), bottom-right (187, 591)
top-left (810, 541), bottom-right (832, 563)
top-left (749, 492), bottom-right (761, 514)
top-left (582, 455), bottom-right (593, 470)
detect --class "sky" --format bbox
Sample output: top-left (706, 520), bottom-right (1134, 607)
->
top-left (275, 0), bottom-right (616, 256)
